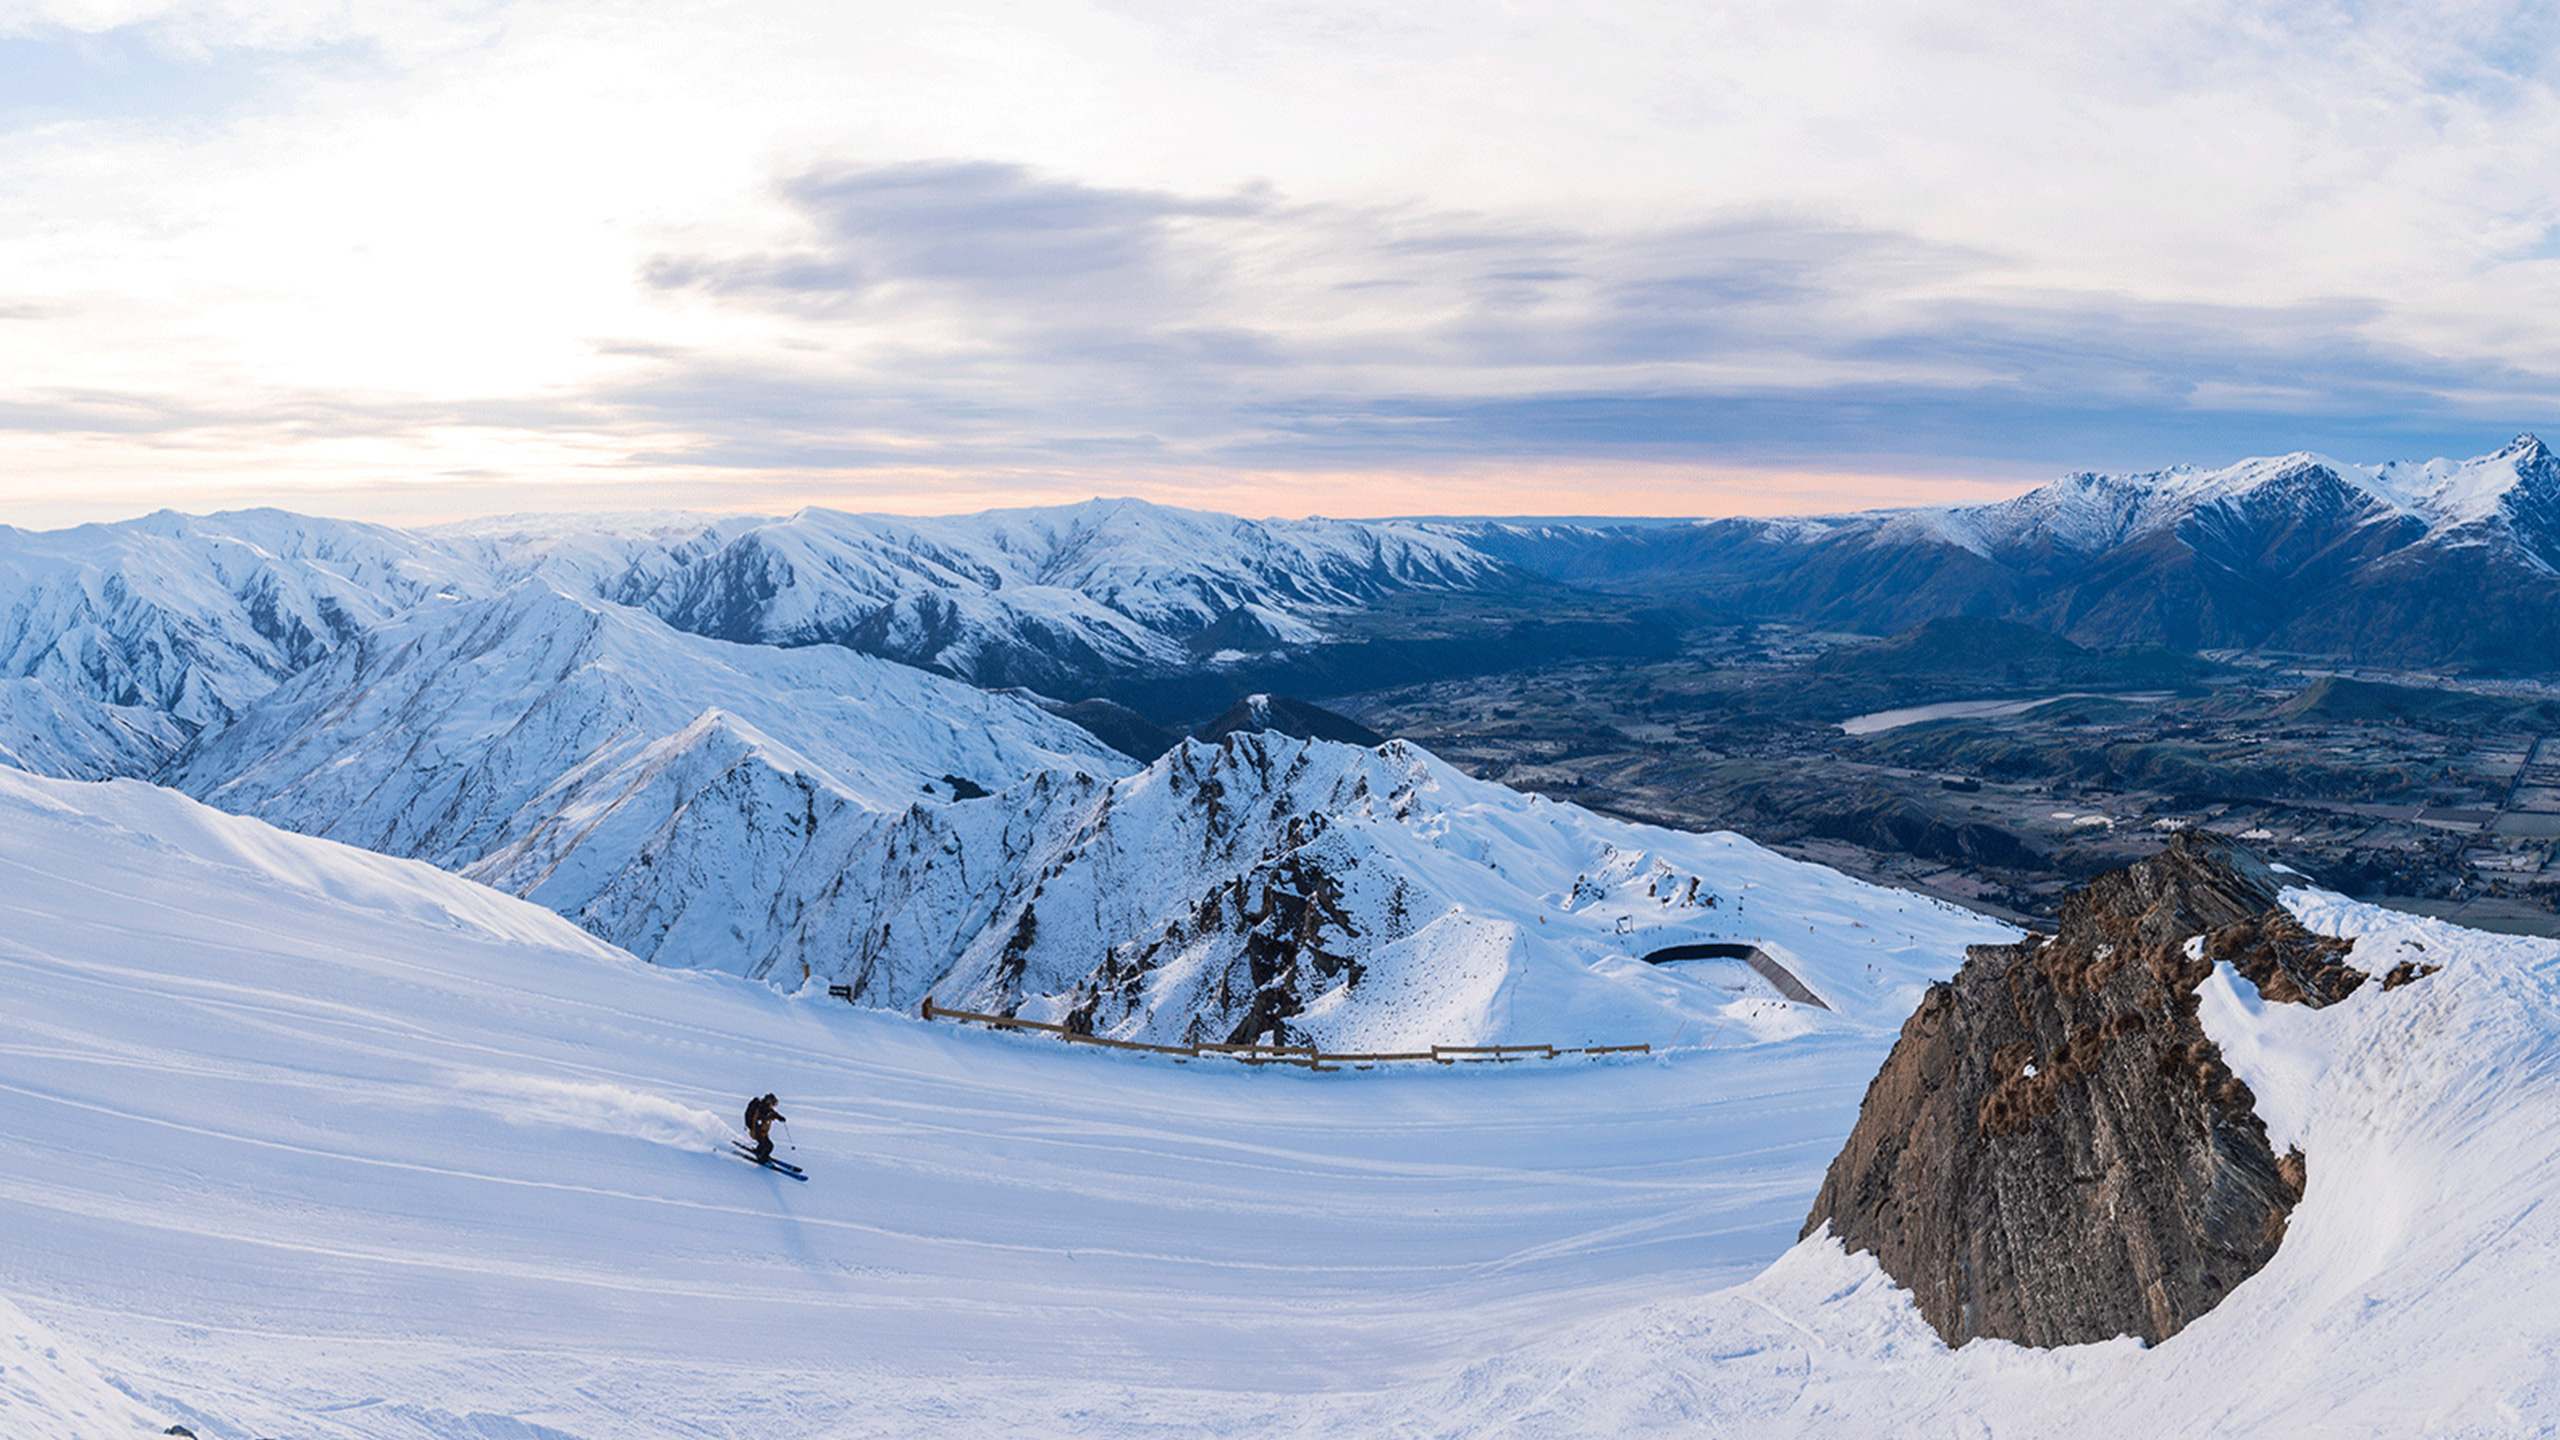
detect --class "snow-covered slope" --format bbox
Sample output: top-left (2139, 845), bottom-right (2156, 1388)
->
top-left (0, 1291), bottom-right (166, 1440)
top-left (9, 764), bottom-right (2560, 1436)
top-left (170, 581), bottom-right (1134, 978)
top-left (0, 677), bottom-right (189, 780)
top-left (817, 731), bottom-right (2006, 1050)
top-left (0, 767), bottom-right (1981, 1438)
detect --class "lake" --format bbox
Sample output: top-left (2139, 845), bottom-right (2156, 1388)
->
top-left (1838, 691), bottom-right (2175, 736)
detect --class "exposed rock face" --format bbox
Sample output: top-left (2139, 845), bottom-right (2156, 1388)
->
top-left (1802, 831), bottom-right (2365, 1348)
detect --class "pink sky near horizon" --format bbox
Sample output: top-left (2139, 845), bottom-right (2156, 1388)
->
top-left (0, 453), bottom-right (2055, 531)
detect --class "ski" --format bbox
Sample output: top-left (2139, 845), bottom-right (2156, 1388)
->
top-left (730, 1141), bottom-right (806, 1178)
top-left (730, 1141), bottom-right (803, 1173)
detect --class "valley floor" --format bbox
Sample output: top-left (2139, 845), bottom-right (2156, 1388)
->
top-left (1341, 640), bottom-right (2560, 938)
top-left (7, 770), bottom-right (2560, 1438)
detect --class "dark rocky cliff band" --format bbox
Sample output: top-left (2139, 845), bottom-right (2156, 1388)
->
top-left (1800, 831), bottom-right (2423, 1348)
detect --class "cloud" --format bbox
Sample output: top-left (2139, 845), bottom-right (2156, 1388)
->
top-left (612, 159), bottom-right (2556, 478)
top-left (636, 162), bottom-right (1983, 389)
top-left (0, 387), bottom-right (213, 435)
top-left (646, 161), bottom-right (1266, 318)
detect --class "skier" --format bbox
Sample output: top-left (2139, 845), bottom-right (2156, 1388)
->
top-left (743, 1092), bottom-right (785, 1164)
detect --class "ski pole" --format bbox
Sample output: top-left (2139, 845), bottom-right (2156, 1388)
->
top-left (780, 1117), bottom-right (797, 1152)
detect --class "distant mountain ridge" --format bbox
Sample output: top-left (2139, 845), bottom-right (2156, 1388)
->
top-left (8, 434), bottom-right (2545, 779)
top-left (1461, 434), bottom-right (2560, 668)
top-left (0, 498), bottom-right (1516, 773)
top-left (442, 497), bottom-right (1511, 691)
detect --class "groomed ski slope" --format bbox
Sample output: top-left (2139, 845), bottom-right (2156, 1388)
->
top-left (6, 769), bottom-right (2560, 1437)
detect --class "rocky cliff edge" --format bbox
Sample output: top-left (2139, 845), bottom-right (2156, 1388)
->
top-left (1802, 831), bottom-right (2389, 1347)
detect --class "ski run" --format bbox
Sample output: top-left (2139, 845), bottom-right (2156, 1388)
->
top-left (7, 764), bottom-right (2560, 1437)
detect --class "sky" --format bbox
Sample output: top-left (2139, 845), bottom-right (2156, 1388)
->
top-left (0, 0), bottom-right (2556, 526)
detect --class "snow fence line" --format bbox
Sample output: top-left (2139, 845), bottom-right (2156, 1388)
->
top-left (878, 991), bottom-right (1650, 1069)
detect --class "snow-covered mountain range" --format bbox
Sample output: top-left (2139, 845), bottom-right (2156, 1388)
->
top-left (0, 497), bottom-right (1996, 1042)
top-left (182, 630), bottom-right (2001, 1048)
top-left (2, 436), bottom-right (2554, 1033)
top-left (0, 497), bottom-right (1508, 776)
top-left (470, 499), bottom-right (1509, 689)
top-left (0, 509), bottom-right (475, 773)
top-left (166, 580), bottom-right (1131, 986)
top-left (1465, 433), bottom-right (2560, 666)
top-left (0, 501), bottom-right (1527, 1007)
top-left (6, 434), bottom-right (2553, 794)
top-left (1890, 432), bottom-right (2560, 561)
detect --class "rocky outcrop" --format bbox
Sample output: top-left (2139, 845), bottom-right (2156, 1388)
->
top-left (1802, 831), bottom-right (2366, 1348)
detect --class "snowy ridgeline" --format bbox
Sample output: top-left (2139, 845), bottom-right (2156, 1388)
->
top-left (1465, 433), bottom-right (2560, 567)
top-left (832, 730), bottom-right (2010, 1049)
top-left (1874, 432), bottom-right (2560, 560)
top-left (7, 766), bottom-right (2560, 1438)
top-left (0, 495), bottom-right (1504, 774)
top-left (1464, 434), bottom-right (2560, 667)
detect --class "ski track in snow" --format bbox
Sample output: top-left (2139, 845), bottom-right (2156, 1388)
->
top-left (8, 768), bottom-right (2560, 1436)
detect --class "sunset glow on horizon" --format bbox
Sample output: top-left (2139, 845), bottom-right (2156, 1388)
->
top-left (0, 445), bottom-right (2060, 530)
